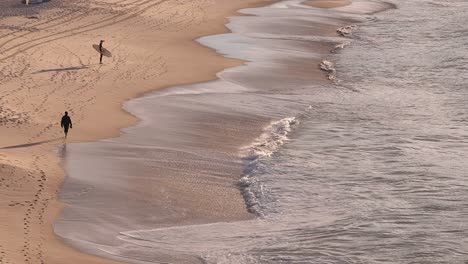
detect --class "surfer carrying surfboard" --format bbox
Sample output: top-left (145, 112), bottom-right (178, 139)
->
top-left (99, 40), bottom-right (105, 64)
top-left (61, 111), bottom-right (73, 138)
top-left (92, 41), bottom-right (112, 63)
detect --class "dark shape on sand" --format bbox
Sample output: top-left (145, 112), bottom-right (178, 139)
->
top-left (0, 138), bottom-right (61, 149)
top-left (32, 66), bottom-right (88, 74)
top-left (61, 111), bottom-right (73, 138)
top-left (99, 40), bottom-right (105, 64)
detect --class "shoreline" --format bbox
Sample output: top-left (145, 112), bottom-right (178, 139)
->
top-left (0, 0), bottom-right (271, 263)
top-left (53, 0), bottom-right (366, 262)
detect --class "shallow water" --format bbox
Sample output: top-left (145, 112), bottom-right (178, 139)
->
top-left (56, 0), bottom-right (468, 263)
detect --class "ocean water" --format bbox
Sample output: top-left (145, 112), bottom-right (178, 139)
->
top-left (56, 0), bottom-right (468, 263)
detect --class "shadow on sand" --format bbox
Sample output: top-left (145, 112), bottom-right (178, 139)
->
top-left (0, 138), bottom-right (63, 150)
top-left (32, 66), bottom-right (88, 74)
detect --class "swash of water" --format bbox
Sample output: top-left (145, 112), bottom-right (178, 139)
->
top-left (57, 0), bottom-right (468, 263)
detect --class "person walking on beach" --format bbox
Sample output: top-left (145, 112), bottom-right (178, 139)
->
top-left (99, 40), bottom-right (105, 64)
top-left (61, 111), bottom-right (72, 138)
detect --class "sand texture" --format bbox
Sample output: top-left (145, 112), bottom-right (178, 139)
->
top-left (0, 0), bottom-right (269, 263)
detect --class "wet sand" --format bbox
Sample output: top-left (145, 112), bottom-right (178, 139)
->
top-left (0, 0), bottom-right (269, 263)
top-left (304, 0), bottom-right (351, 9)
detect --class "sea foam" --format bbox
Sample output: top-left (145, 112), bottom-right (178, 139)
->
top-left (247, 117), bottom-right (298, 159)
top-left (239, 117), bottom-right (298, 217)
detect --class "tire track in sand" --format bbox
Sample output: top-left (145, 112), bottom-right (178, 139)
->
top-left (0, 0), bottom-right (169, 62)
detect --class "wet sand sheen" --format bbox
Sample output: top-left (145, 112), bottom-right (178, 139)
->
top-left (305, 0), bottom-right (352, 9)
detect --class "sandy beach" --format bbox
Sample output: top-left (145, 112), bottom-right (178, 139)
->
top-left (0, 0), bottom-right (269, 263)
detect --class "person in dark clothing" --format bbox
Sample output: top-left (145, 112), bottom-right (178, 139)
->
top-left (61, 111), bottom-right (73, 138)
top-left (99, 40), bottom-right (105, 64)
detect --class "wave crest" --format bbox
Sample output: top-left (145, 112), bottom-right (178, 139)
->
top-left (239, 117), bottom-right (298, 217)
top-left (248, 117), bottom-right (298, 159)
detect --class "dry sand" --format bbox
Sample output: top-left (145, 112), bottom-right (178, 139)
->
top-left (0, 0), bottom-right (269, 263)
top-left (304, 0), bottom-right (351, 8)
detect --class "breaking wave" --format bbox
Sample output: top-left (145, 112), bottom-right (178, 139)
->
top-left (246, 117), bottom-right (298, 159)
top-left (239, 117), bottom-right (299, 217)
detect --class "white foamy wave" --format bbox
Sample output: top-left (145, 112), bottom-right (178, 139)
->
top-left (239, 117), bottom-right (298, 217)
top-left (247, 117), bottom-right (298, 159)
